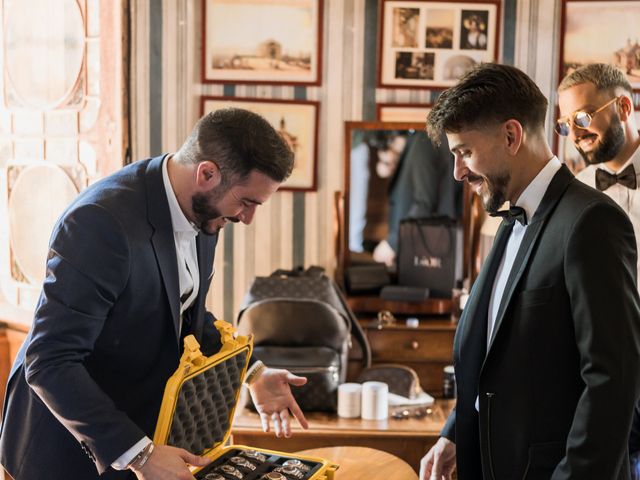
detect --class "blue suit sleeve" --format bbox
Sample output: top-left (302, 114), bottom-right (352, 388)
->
top-left (24, 203), bottom-right (145, 473)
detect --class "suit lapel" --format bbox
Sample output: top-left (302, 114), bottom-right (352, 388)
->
top-left (487, 165), bottom-right (574, 352)
top-left (145, 155), bottom-right (181, 339)
top-left (455, 221), bottom-right (513, 364)
top-left (189, 232), bottom-right (218, 341)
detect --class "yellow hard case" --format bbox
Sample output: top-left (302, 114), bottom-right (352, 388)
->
top-left (153, 320), bottom-right (339, 479)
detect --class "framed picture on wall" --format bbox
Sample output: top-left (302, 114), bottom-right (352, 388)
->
top-left (377, 103), bottom-right (432, 122)
top-left (559, 0), bottom-right (640, 91)
top-left (378, 0), bottom-right (500, 89)
top-left (201, 97), bottom-right (319, 191)
top-left (202, 0), bottom-right (323, 86)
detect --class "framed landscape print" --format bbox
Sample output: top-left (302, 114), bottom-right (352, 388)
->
top-left (201, 97), bottom-right (319, 191)
top-left (202, 0), bottom-right (323, 86)
top-left (559, 0), bottom-right (640, 91)
top-left (377, 103), bottom-right (432, 122)
top-left (378, 0), bottom-right (500, 89)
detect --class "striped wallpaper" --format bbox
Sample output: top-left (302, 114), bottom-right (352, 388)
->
top-left (130, 0), bottom-right (565, 323)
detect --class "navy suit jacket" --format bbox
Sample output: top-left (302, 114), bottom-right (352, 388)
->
top-left (0, 156), bottom-right (222, 479)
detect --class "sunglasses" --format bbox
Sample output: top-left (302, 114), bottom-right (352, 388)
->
top-left (555, 96), bottom-right (620, 137)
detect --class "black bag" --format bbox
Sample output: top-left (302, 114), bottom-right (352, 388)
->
top-left (344, 263), bottom-right (390, 294)
top-left (397, 216), bottom-right (462, 298)
top-left (237, 266), bottom-right (371, 412)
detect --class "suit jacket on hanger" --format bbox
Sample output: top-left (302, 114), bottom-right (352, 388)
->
top-left (443, 165), bottom-right (640, 480)
top-left (0, 155), bottom-right (221, 479)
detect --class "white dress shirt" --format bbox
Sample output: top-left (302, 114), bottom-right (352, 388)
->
top-left (162, 155), bottom-right (200, 317)
top-left (576, 144), bottom-right (640, 287)
top-left (112, 155), bottom-right (200, 469)
top-left (475, 156), bottom-right (562, 411)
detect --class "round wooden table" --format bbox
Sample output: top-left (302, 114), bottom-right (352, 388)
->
top-left (297, 446), bottom-right (418, 480)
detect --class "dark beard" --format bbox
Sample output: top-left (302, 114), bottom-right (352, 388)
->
top-left (576, 116), bottom-right (625, 165)
top-left (482, 171), bottom-right (511, 214)
top-left (191, 186), bottom-right (226, 234)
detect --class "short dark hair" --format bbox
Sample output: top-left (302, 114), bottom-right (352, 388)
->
top-left (558, 63), bottom-right (632, 95)
top-left (426, 63), bottom-right (548, 144)
top-left (177, 108), bottom-right (294, 185)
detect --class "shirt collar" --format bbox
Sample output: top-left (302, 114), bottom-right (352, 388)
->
top-left (162, 155), bottom-right (198, 235)
top-left (621, 141), bottom-right (640, 173)
top-left (514, 156), bottom-right (562, 223)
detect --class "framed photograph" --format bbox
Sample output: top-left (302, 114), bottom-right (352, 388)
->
top-left (559, 1), bottom-right (640, 91)
top-left (378, 0), bottom-right (500, 89)
top-left (202, 0), bottom-right (323, 86)
top-left (377, 103), bottom-right (432, 122)
top-left (201, 97), bottom-right (319, 191)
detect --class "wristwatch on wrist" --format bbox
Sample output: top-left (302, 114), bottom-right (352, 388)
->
top-left (229, 456), bottom-right (257, 471)
top-left (244, 360), bottom-right (266, 385)
top-left (126, 442), bottom-right (155, 471)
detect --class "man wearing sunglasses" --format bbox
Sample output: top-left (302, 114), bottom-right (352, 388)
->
top-left (558, 63), bottom-right (640, 478)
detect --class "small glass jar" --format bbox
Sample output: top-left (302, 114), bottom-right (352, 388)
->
top-left (443, 365), bottom-right (456, 399)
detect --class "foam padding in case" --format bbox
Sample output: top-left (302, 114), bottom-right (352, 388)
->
top-left (154, 321), bottom-right (339, 479)
top-left (168, 350), bottom-right (248, 454)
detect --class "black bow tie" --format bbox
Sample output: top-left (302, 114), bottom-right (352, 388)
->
top-left (595, 164), bottom-right (637, 191)
top-left (489, 205), bottom-right (528, 226)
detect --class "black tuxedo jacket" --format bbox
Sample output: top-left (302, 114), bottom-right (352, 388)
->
top-left (0, 156), bottom-right (222, 479)
top-left (442, 165), bottom-right (640, 479)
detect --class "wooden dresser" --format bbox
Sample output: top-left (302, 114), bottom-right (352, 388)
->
top-left (346, 296), bottom-right (457, 397)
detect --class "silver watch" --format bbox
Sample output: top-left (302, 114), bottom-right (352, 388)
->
top-left (241, 449), bottom-right (267, 463)
top-left (229, 456), bottom-right (257, 470)
top-left (274, 465), bottom-right (305, 479)
top-left (219, 465), bottom-right (244, 479)
top-left (260, 473), bottom-right (286, 480)
top-left (283, 459), bottom-right (311, 472)
top-left (204, 474), bottom-right (225, 480)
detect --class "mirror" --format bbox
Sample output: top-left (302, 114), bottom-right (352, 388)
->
top-left (343, 121), bottom-right (464, 273)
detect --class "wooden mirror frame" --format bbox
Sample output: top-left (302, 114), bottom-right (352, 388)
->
top-left (338, 120), bottom-right (477, 314)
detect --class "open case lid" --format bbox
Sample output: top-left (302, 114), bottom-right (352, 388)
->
top-left (153, 320), bottom-right (253, 456)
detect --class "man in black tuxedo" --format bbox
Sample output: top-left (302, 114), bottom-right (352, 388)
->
top-left (420, 63), bottom-right (640, 479)
top-left (0, 108), bottom-right (308, 479)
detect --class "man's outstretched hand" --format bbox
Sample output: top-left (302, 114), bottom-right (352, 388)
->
top-left (249, 367), bottom-right (309, 438)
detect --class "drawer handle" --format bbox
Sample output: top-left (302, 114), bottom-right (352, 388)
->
top-left (409, 340), bottom-right (419, 350)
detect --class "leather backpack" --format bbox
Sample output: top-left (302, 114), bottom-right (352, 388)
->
top-left (237, 266), bottom-right (371, 412)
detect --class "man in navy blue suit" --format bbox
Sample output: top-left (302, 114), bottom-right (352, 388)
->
top-left (0, 108), bottom-right (308, 479)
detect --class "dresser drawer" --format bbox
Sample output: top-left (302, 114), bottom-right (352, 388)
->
top-left (367, 328), bottom-right (453, 362)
